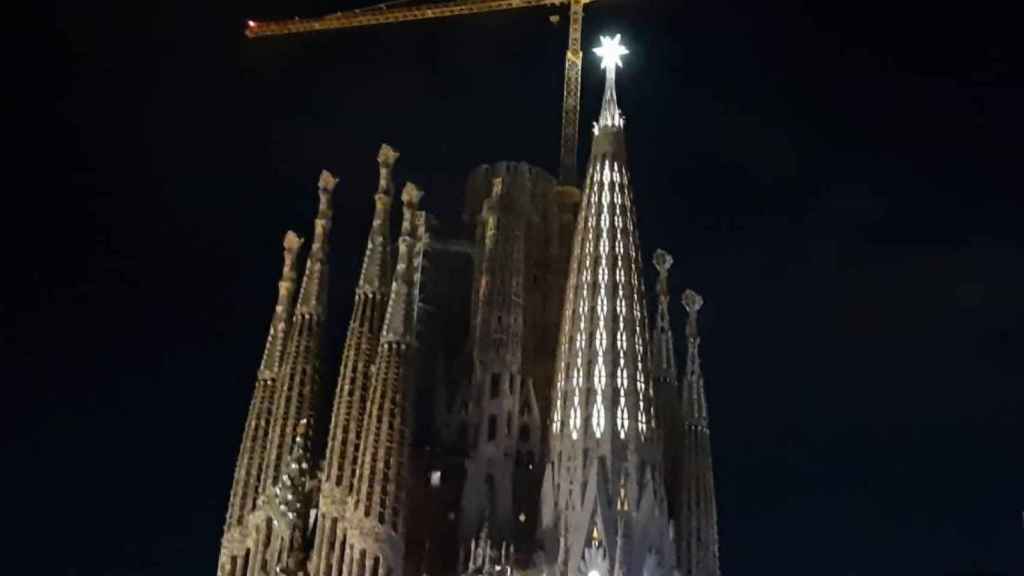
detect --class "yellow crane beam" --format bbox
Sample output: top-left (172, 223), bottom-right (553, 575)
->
top-left (558, 0), bottom-right (584, 185)
top-left (246, 0), bottom-right (597, 186)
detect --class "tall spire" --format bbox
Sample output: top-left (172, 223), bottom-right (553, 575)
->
top-left (651, 249), bottom-right (677, 384)
top-left (541, 35), bottom-right (674, 576)
top-left (343, 183), bottom-right (427, 576)
top-left (295, 170), bottom-right (337, 314)
top-left (649, 249), bottom-right (684, 569)
top-left (676, 289), bottom-right (720, 576)
top-left (357, 144), bottom-right (400, 293)
top-left (218, 231), bottom-right (304, 576)
top-left (312, 146), bottom-right (399, 576)
top-left (262, 170), bottom-right (337, 496)
top-left (680, 290), bottom-right (708, 428)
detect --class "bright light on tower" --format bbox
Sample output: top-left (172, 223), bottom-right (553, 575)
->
top-left (593, 34), bottom-right (629, 70)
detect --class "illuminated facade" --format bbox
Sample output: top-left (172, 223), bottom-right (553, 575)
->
top-left (217, 36), bottom-right (721, 576)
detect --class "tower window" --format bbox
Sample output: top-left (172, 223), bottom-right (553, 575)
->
top-left (519, 425), bottom-right (530, 443)
top-left (487, 415), bottom-right (497, 442)
top-left (491, 374), bottom-right (501, 399)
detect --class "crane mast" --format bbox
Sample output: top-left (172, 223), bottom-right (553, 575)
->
top-left (558, 0), bottom-right (583, 185)
top-left (246, 0), bottom-right (596, 186)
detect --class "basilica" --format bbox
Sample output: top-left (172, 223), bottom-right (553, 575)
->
top-left (217, 36), bottom-right (721, 576)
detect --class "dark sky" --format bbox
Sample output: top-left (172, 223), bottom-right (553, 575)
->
top-left (43, 0), bottom-right (1021, 574)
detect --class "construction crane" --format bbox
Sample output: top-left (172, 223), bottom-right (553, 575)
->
top-left (245, 0), bottom-right (595, 187)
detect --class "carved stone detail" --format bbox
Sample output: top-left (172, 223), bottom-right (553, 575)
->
top-left (318, 169), bottom-right (338, 192)
top-left (401, 182), bottom-right (423, 207)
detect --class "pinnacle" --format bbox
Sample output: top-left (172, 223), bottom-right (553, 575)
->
top-left (681, 289), bottom-right (703, 315)
top-left (653, 249), bottom-right (674, 275)
top-left (377, 143), bottom-right (400, 168)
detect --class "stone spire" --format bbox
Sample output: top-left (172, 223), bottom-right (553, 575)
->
top-left (541, 35), bottom-right (674, 576)
top-left (342, 183), bottom-right (427, 576)
top-left (312, 145), bottom-right (399, 576)
top-left (262, 170), bottom-right (337, 496)
top-left (675, 289), bottom-right (720, 576)
top-left (357, 144), bottom-right (400, 293)
top-left (680, 290), bottom-right (709, 429)
top-left (218, 231), bottom-right (304, 576)
top-left (651, 250), bottom-right (677, 385)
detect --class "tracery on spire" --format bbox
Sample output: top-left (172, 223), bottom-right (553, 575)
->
top-left (593, 34), bottom-right (628, 129)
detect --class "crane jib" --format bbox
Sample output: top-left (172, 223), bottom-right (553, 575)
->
top-left (245, 0), bottom-right (594, 186)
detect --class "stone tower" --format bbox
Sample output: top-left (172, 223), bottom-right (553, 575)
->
top-left (459, 174), bottom-right (541, 563)
top-left (311, 145), bottom-right (400, 576)
top-left (342, 183), bottom-right (428, 576)
top-left (218, 230), bottom-right (304, 576)
top-left (649, 249), bottom-right (682, 552)
top-left (675, 290), bottom-right (721, 576)
top-left (539, 35), bottom-right (675, 576)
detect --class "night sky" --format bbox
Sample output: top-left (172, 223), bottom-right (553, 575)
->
top-left (44, 0), bottom-right (1021, 574)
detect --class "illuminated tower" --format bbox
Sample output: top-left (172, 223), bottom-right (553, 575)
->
top-left (676, 290), bottom-right (720, 576)
top-left (540, 35), bottom-right (675, 576)
top-left (342, 183), bottom-right (428, 576)
top-left (217, 170), bottom-right (336, 576)
top-left (218, 230), bottom-right (303, 576)
top-left (311, 145), bottom-right (400, 576)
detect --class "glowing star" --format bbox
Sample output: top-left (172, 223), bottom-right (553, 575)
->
top-left (593, 34), bottom-right (629, 70)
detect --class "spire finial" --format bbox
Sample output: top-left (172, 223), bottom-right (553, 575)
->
top-left (653, 249), bottom-right (674, 304)
top-left (377, 144), bottom-right (400, 197)
top-left (682, 289), bottom-right (703, 315)
top-left (682, 289), bottom-right (703, 338)
top-left (377, 143), bottom-right (400, 169)
top-left (282, 230), bottom-right (304, 275)
top-left (401, 182), bottom-right (423, 207)
top-left (593, 34), bottom-right (628, 129)
top-left (317, 169), bottom-right (337, 221)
